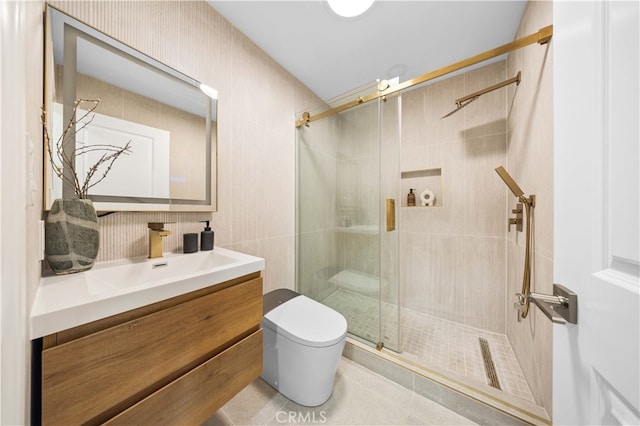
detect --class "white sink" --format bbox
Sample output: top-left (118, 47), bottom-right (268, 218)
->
top-left (86, 250), bottom-right (240, 292)
top-left (31, 247), bottom-right (265, 339)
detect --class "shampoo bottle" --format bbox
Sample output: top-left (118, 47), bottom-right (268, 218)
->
top-left (200, 220), bottom-right (214, 251)
top-left (407, 189), bottom-right (416, 206)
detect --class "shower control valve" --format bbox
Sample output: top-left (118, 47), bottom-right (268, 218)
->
top-left (508, 203), bottom-right (524, 232)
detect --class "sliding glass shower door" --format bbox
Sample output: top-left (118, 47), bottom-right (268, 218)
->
top-left (296, 84), bottom-right (400, 351)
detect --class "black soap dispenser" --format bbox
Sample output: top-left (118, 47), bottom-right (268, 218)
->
top-left (200, 220), bottom-right (214, 251)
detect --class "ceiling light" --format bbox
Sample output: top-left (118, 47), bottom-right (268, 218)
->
top-left (327, 0), bottom-right (375, 18)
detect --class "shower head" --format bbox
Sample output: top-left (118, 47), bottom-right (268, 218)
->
top-left (441, 96), bottom-right (479, 119)
top-left (442, 71), bottom-right (522, 120)
top-left (495, 166), bottom-right (524, 198)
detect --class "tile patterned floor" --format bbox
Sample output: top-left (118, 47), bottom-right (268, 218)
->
top-left (323, 289), bottom-right (399, 345)
top-left (203, 357), bottom-right (477, 426)
top-left (323, 289), bottom-right (535, 402)
top-left (401, 308), bottom-right (535, 401)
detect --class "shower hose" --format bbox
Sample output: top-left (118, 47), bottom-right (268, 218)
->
top-left (513, 197), bottom-right (536, 322)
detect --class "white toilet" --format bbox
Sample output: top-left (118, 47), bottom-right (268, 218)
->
top-left (261, 289), bottom-right (348, 407)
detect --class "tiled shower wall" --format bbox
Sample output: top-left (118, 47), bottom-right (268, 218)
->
top-left (399, 60), bottom-right (508, 334)
top-left (505, 0), bottom-right (553, 417)
top-left (45, 1), bottom-right (322, 294)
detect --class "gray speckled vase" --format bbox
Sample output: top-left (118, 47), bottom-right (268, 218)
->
top-left (45, 198), bottom-right (99, 274)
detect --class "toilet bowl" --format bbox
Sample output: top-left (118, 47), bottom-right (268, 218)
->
top-left (261, 289), bottom-right (348, 407)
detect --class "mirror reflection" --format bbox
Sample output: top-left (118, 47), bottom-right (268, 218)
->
top-left (45, 6), bottom-right (217, 211)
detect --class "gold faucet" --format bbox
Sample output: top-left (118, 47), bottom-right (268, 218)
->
top-left (148, 222), bottom-right (171, 258)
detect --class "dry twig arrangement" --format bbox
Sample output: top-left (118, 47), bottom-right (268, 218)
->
top-left (42, 98), bottom-right (132, 199)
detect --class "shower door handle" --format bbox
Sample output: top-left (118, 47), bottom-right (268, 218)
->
top-left (386, 199), bottom-right (395, 232)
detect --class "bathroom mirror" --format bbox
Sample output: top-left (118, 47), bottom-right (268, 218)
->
top-left (44, 6), bottom-right (217, 211)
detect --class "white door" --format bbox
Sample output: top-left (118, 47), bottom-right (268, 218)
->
top-left (553, 1), bottom-right (639, 425)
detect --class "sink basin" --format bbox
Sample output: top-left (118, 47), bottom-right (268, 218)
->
top-left (31, 247), bottom-right (265, 338)
top-left (87, 250), bottom-right (239, 292)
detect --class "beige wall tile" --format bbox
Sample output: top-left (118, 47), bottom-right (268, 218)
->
top-left (461, 134), bottom-right (507, 237)
top-left (264, 131), bottom-right (295, 239)
top-left (462, 236), bottom-right (506, 333)
top-left (400, 233), bottom-right (465, 322)
top-left (263, 236), bottom-right (295, 294)
top-left (425, 74), bottom-right (465, 143)
top-left (266, 58), bottom-right (296, 138)
top-left (400, 88), bottom-right (428, 171)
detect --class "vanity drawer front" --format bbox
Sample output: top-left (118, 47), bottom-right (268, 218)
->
top-left (42, 277), bottom-right (262, 426)
top-left (105, 329), bottom-right (263, 425)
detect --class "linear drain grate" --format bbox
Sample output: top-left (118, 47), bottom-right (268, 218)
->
top-left (479, 338), bottom-right (502, 390)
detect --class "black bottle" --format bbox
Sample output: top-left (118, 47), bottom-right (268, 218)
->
top-left (407, 188), bottom-right (416, 206)
top-left (200, 220), bottom-right (214, 251)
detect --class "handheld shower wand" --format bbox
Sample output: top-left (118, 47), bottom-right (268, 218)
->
top-left (495, 166), bottom-right (527, 202)
top-left (495, 166), bottom-right (536, 321)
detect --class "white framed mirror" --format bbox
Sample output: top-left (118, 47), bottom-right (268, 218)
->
top-left (44, 6), bottom-right (217, 212)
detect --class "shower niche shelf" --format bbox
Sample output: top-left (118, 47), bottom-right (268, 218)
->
top-left (401, 168), bottom-right (442, 207)
top-left (336, 225), bottom-right (379, 235)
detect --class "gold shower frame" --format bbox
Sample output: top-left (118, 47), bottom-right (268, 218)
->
top-left (295, 25), bottom-right (552, 127)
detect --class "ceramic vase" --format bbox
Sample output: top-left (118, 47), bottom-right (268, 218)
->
top-left (45, 198), bottom-right (99, 274)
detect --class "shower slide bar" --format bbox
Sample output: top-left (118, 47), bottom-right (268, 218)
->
top-left (295, 25), bottom-right (552, 127)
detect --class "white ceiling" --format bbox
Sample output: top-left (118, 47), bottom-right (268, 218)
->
top-left (209, 0), bottom-right (528, 101)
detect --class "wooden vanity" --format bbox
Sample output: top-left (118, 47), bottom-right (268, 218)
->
top-left (34, 272), bottom-right (263, 425)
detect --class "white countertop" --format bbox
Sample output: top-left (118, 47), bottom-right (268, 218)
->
top-left (30, 247), bottom-right (265, 339)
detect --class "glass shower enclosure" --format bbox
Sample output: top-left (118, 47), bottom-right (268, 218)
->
top-left (296, 83), bottom-right (401, 351)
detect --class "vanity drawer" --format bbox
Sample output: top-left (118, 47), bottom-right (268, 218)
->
top-left (41, 277), bottom-right (262, 425)
top-left (105, 329), bottom-right (263, 425)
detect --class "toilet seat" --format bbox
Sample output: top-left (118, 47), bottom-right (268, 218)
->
top-left (262, 295), bottom-right (347, 348)
top-left (261, 290), bottom-right (347, 406)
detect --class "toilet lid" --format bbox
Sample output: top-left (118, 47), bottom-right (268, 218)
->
top-left (262, 295), bottom-right (347, 348)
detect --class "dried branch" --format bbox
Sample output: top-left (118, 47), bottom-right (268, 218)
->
top-left (42, 98), bottom-right (132, 199)
top-left (79, 141), bottom-right (132, 197)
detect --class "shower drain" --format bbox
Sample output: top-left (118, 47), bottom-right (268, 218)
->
top-left (479, 338), bottom-right (502, 390)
